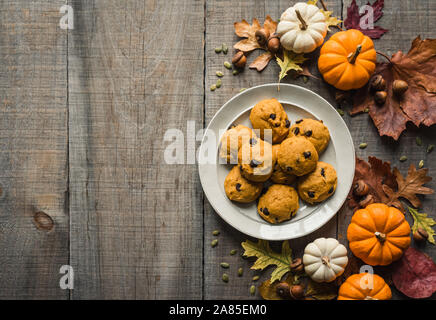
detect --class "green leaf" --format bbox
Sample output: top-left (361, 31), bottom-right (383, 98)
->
top-left (409, 207), bottom-right (436, 244)
top-left (305, 280), bottom-right (338, 300)
top-left (276, 50), bottom-right (307, 84)
top-left (241, 240), bottom-right (292, 283)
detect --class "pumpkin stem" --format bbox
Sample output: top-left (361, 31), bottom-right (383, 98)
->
top-left (347, 44), bottom-right (362, 64)
top-left (374, 231), bottom-right (386, 242)
top-left (364, 296), bottom-right (379, 300)
top-left (295, 10), bottom-right (308, 30)
top-left (321, 256), bottom-right (331, 268)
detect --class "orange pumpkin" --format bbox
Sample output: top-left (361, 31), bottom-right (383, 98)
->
top-left (347, 203), bottom-right (411, 266)
top-left (318, 29), bottom-right (376, 91)
top-left (338, 273), bottom-right (392, 300)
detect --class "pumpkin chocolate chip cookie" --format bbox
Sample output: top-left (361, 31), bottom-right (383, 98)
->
top-left (249, 98), bottom-right (290, 144)
top-left (224, 166), bottom-right (263, 203)
top-left (288, 118), bottom-right (330, 154)
top-left (271, 144), bottom-right (297, 185)
top-left (257, 184), bottom-right (299, 224)
top-left (278, 136), bottom-right (319, 176)
top-left (238, 138), bottom-right (275, 182)
top-left (219, 124), bottom-right (256, 164)
top-left (298, 161), bottom-right (337, 204)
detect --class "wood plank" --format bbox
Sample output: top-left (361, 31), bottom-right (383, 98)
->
top-left (68, 0), bottom-right (204, 299)
top-left (0, 1), bottom-right (69, 299)
top-left (339, 0), bottom-right (436, 299)
top-left (203, 0), bottom-right (342, 299)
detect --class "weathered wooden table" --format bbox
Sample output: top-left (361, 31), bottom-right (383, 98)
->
top-left (0, 0), bottom-right (434, 299)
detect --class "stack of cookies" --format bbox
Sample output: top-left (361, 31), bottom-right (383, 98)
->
top-left (220, 98), bottom-right (337, 225)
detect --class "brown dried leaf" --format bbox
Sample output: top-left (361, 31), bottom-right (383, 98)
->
top-left (305, 280), bottom-right (338, 300)
top-left (233, 16), bottom-right (277, 53)
top-left (383, 164), bottom-right (434, 211)
top-left (352, 37), bottom-right (436, 140)
top-left (249, 52), bottom-right (274, 72)
top-left (258, 274), bottom-right (294, 300)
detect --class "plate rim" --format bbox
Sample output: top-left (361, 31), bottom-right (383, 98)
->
top-left (198, 83), bottom-right (355, 240)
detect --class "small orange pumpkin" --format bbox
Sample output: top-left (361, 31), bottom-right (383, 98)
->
top-left (318, 29), bottom-right (376, 91)
top-left (347, 203), bottom-right (411, 266)
top-left (338, 273), bottom-right (392, 300)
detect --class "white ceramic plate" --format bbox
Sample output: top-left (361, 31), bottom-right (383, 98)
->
top-left (198, 84), bottom-right (355, 240)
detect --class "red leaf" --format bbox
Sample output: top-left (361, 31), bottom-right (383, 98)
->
top-left (344, 0), bottom-right (388, 39)
top-left (392, 247), bottom-right (436, 299)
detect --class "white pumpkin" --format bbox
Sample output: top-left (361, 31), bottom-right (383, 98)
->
top-left (276, 2), bottom-right (327, 53)
top-left (303, 238), bottom-right (348, 283)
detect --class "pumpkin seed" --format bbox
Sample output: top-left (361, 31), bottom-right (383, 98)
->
top-left (416, 137), bottom-right (423, 146)
top-left (337, 108), bottom-right (345, 116)
top-left (224, 61), bottom-right (232, 69)
top-left (419, 160), bottom-right (425, 169)
top-left (222, 43), bottom-right (228, 54)
top-left (239, 88), bottom-right (246, 93)
top-left (222, 273), bottom-right (229, 283)
top-left (400, 156), bottom-right (408, 162)
top-left (359, 143), bottom-right (368, 149)
top-left (250, 285), bottom-right (256, 296)
top-left (230, 249), bottom-right (237, 255)
top-left (211, 239), bottom-right (218, 247)
top-left (232, 69), bottom-right (239, 76)
top-left (303, 76), bottom-right (308, 83)
top-left (212, 230), bottom-right (220, 236)
top-left (220, 262), bottom-right (230, 269)
top-left (237, 267), bottom-right (243, 277)
top-left (252, 275), bottom-right (260, 281)
top-left (216, 79), bottom-right (222, 88)
top-left (215, 46), bottom-right (222, 53)
top-left (427, 144), bottom-right (434, 153)
top-left (210, 84), bottom-right (217, 91)
top-left (364, 108), bottom-right (370, 113)
top-left (216, 71), bottom-right (224, 77)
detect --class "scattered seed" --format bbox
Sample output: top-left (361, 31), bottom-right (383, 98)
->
top-left (238, 267), bottom-right (243, 277)
top-left (212, 230), bottom-right (220, 236)
top-left (416, 137), bottom-right (423, 146)
top-left (210, 84), bottom-right (216, 91)
top-left (303, 76), bottom-right (308, 83)
top-left (224, 61), bottom-right (232, 69)
top-left (250, 285), bottom-right (256, 295)
top-left (239, 88), bottom-right (246, 93)
top-left (252, 275), bottom-right (260, 281)
top-left (222, 273), bottom-right (229, 283)
top-left (364, 108), bottom-right (370, 113)
top-left (232, 69), bottom-right (239, 76)
top-left (337, 108), bottom-right (345, 116)
top-left (222, 43), bottom-right (228, 54)
top-left (400, 156), bottom-right (408, 162)
top-left (215, 46), bottom-right (222, 53)
top-left (419, 160), bottom-right (424, 169)
top-left (427, 144), bottom-right (434, 153)
top-left (211, 239), bottom-right (218, 247)
top-left (216, 71), bottom-right (224, 77)
top-left (230, 249), bottom-right (237, 255)
top-left (220, 262), bottom-right (230, 269)
top-left (359, 143), bottom-right (368, 149)
top-left (216, 79), bottom-right (222, 88)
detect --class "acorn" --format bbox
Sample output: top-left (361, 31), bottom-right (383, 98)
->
top-left (267, 34), bottom-right (280, 53)
top-left (276, 282), bottom-right (291, 299)
top-left (393, 80), bottom-right (408, 96)
top-left (374, 91), bottom-right (387, 105)
top-left (290, 285), bottom-right (304, 300)
top-left (413, 227), bottom-right (429, 242)
top-left (359, 194), bottom-right (374, 208)
top-left (255, 28), bottom-right (270, 46)
top-left (353, 180), bottom-right (369, 197)
top-left (290, 258), bottom-right (304, 273)
top-left (370, 75), bottom-right (386, 91)
top-left (232, 51), bottom-right (247, 69)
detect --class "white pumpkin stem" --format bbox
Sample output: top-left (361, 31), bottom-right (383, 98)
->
top-left (347, 44), bottom-right (362, 64)
top-left (374, 231), bottom-right (386, 242)
top-left (321, 256), bottom-right (331, 268)
top-left (295, 10), bottom-right (308, 30)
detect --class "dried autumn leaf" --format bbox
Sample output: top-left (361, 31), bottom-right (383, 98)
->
top-left (234, 16), bottom-right (277, 53)
top-left (344, 0), bottom-right (388, 39)
top-left (277, 50), bottom-right (307, 84)
top-left (307, 0), bottom-right (342, 31)
top-left (352, 37), bottom-right (436, 140)
top-left (383, 164), bottom-right (434, 211)
top-left (258, 274), bottom-right (295, 300)
top-left (241, 240), bottom-right (292, 283)
top-left (249, 51), bottom-right (274, 72)
top-left (408, 207), bottom-right (436, 245)
top-left (347, 156), bottom-right (397, 210)
top-left (305, 280), bottom-right (338, 300)
top-left (392, 247), bottom-right (436, 299)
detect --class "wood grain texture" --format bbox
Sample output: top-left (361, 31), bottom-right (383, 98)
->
top-left (203, 0), bottom-right (342, 299)
top-left (68, 0), bottom-right (204, 299)
top-left (339, 0), bottom-right (436, 300)
top-left (0, 1), bottom-right (69, 299)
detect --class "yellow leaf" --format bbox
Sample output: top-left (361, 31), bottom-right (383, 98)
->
top-left (276, 50), bottom-right (307, 84)
top-left (241, 240), bottom-right (292, 283)
top-left (307, 0), bottom-right (318, 5)
top-left (409, 207), bottom-right (436, 245)
top-left (321, 9), bottom-right (342, 31)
